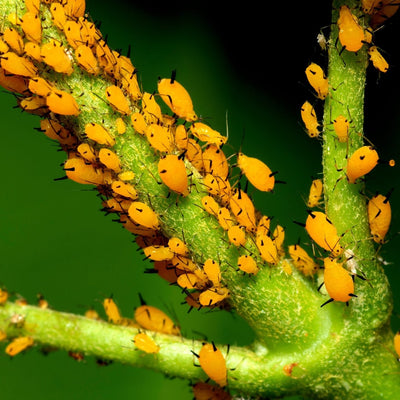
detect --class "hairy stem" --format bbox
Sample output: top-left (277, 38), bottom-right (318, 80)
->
top-left (323, 0), bottom-right (392, 330)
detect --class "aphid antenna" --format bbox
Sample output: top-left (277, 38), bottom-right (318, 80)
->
top-left (144, 268), bottom-right (158, 275)
top-left (362, 134), bottom-right (376, 148)
top-left (138, 292), bottom-right (147, 306)
top-left (191, 330), bottom-right (209, 341)
top-left (92, 90), bottom-right (110, 107)
top-left (53, 174), bottom-right (69, 181)
top-left (293, 220), bottom-right (306, 228)
top-left (125, 43), bottom-right (132, 58)
top-left (94, 292), bottom-right (114, 306)
top-left (161, 299), bottom-right (181, 330)
top-left (169, 69), bottom-right (177, 84)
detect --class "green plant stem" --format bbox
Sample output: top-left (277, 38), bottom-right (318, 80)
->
top-left (1, 301), bottom-right (399, 399)
top-left (0, 301), bottom-right (329, 397)
top-left (323, 0), bottom-right (393, 330)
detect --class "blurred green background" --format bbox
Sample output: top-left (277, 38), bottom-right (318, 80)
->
top-left (0, 1), bottom-right (400, 399)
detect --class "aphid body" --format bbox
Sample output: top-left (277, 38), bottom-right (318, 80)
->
top-left (5, 336), bottom-right (34, 356)
top-left (337, 5), bottom-right (366, 53)
top-left (333, 115), bottom-right (350, 143)
top-left (322, 257), bottom-right (356, 306)
top-left (158, 154), bottom-right (189, 196)
top-left (368, 193), bottom-right (391, 243)
top-left (300, 101), bottom-right (320, 138)
top-left (229, 189), bottom-right (256, 233)
top-left (368, 46), bottom-right (389, 73)
top-left (305, 63), bottom-right (329, 100)
top-left (307, 178), bottom-right (323, 208)
top-left (346, 146), bottom-right (379, 184)
top-left (134, 305), bottom-right (180, 335)
top-left (237, 153), bottom-right (275, 192)
top-left (190, 122), bottom-right (227, 147)
top-left (305, 211), bottom-right (344, 256)
top-left (157, 74), bottom-right (198, 122)
top-left (288, 244), bottom-right (318, 276)
top-left (237, 255), bottom-right (259, 275)
top-left (133, 332), bottom-right (160, 354)
top-left (198, 342), bottom-right (227, 387)
top-left (103, 297), bottom-right (122, 324)
top-left (128, 202), bottom-right (160, 231)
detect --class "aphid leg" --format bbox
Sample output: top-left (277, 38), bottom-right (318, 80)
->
top-left (321, 298), bottom-right (334, 307)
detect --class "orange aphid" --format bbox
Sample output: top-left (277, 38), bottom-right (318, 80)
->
top-left (229, 189), bottom-right (256, 233)
top-left (237, 152), bottom-right (275, 192)
top-left (190, 122), bottom-right (227, 147)
top-left (24, 41), bottom-right (42, 62)
top-left (64, 157), bottom-right (107, 185)
top-left (158, 154), bottom-right (189, 196)
top-left (0, 68), bottom-right (29, 95)
top-left (0, 52), bottom-right (38, 77)
top-left (111, 180), bottom-right (138, 200)
top-left (62, 0), bottom-right (86, 18)
top-left (103, 297), bottom-right (122, 324)
top-left (145, 123), bottom-right (174, 153)
top-left (305, 211), bottom-right (344, 256)
top-left (28, 77), bottom-right (53, 97)
top-left (0, 288), bottom-right (8, 304)
top-left (346, 146), bottom-right (379, 184)
top-left (20, 11), bottom-right (42, 43)
top-left (158, 72), bottom-right (198, 122)
top-left (394, 331), bottom-right (400, 359)
top-left (199, 287), bottom-right (229, 307)
top-left (41, 39), bottom-right (74, 75)
top-left (105, 85), bottom-right (131, 115)
top-left (237, 255), bottom-right (259, 275)
top-left (368, 192), bottom-right (392, 244)
top-left (84, 122), bottom-right (115, 146)
top-left (98, 148), bottom-right (122, 173)
top-left (128, 202), bottom-right (160, 230)
top-left (134, 305), bottom-right (180, 335)
top-left (75, 44), bottom-right (100, 75)
top-left (133, 332), bottom-right (160, 354)
top-left (338, 5), bottom-right (366, 53)
top-left (321, 257), bottom-right (356, 306)
top-left (40, 119), bottom-right (78, 147)
top-left (5, 337), bottom-right (34, 356)
top-left (46, 89), bottom-right (80, 116)
top-left (3, 28), bottom-right (24, 55)
top-left (305, 63), bottom-right (329, 100)
top-left (197, 342), bottom-right (227, 387)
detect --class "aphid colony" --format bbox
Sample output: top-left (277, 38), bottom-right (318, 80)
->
top-left (0, 0), bottom-right (290, 314)
top-left (296, 3), bottom-right (397, 307)
top-left (0, 0), bottom-right (395, 315)
top-left (301, 4), bottom-right (392, 142)
top-left (0, 289), bottom-right (45, 357)
top-left (0, 0), bottom-right (393, 316)
top-left (0, 1), bottom-right (276, 383)
top-left (0, 289), bottom-right (232, 395)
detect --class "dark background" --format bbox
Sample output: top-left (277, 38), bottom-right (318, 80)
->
top-left (0, 1), bottom-right (399, 398)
